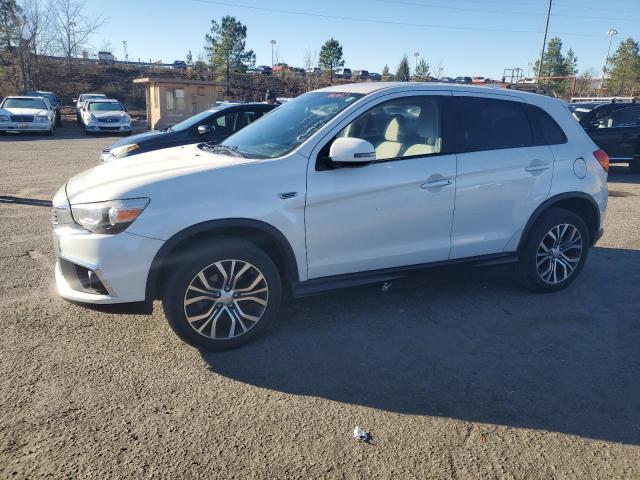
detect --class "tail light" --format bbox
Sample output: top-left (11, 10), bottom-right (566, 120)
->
top-left (594, 149), bottom-right (609, 172)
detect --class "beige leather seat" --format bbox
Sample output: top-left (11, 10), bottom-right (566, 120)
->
top-left (375, 115), bottom-right (407, 160)
top-left (404, 103), bottom-right (440, 156)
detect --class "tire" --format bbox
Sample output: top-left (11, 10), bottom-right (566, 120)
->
top-left (518, 208), bottom-right (590, 293)
top-left (84, 129), bottom-right (90, 136)
top-left (46, 126), bottom-right (54, 135)
top-left (162, 237), bottom-right (282, 351)
top-left (55, 111), bottom-right (62, 127)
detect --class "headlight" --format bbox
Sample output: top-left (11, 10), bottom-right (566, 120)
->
top-left (110, 143), bottom-right (139, 158)
top-left (34, 115), bottom-right (49, 122)
top-left (0, 115), bottom-right (8, 122)
top-left (71, 198), bottom-right (149, 234)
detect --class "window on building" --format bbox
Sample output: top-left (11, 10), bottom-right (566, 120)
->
top-left (166, 88), bottom-right (185, 111)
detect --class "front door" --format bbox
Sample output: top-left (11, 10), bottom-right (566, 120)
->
top-left (585, 105), bottom-right (640, 160)
top-left (305, 94), bottom-right (457, 279)
top-left (449, 93), bottom-right (554, 259)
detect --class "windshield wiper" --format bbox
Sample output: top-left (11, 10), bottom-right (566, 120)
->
top-left (200, 143), bottom-right (247, 158)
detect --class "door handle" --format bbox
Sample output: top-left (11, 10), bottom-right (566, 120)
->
top-left (421, 178), bottom-right (451, 189)
top-left (525, 162), bottom-right (551, 172)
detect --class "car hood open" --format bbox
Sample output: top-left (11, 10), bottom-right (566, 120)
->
top-left (65, 144), bottom-right (257, 204)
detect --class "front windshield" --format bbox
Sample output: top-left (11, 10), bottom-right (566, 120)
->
top-left (215, 92), bottom-right (364, 159)
top-left (89, 102), bottom-right (124, 112)
top-left (2, 98), bottom-right (47, 110)
top-left (170, 108), bottom-right (221, 132)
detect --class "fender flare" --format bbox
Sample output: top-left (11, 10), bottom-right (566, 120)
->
top-left (517, 192), bottom-right (601, 252)
top-left (145, 218), bottom-right (300, 301)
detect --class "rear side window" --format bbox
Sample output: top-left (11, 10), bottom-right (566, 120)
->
top-left (455, 97), bottom-right (533, 153)
top-left (526, 104), bottom-right (568, 145)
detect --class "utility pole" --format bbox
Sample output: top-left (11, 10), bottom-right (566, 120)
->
top-left (536, 0), bottom-right (553, 84)
top-left (122, 40), bottom-right (128, 63)
top-left (601, 28), bottom-right (618, 90)
top-left (270, 39), bottom-right (276, 67)
top-left (413, 51), bottom-right (419, 73)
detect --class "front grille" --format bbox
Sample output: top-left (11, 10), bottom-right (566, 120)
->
top-left (10, 115), bottom-right (34, 122)
top-left (59, 258), bottom-right (109, 295)
top-left (100, 117), bottom-right (120, 123)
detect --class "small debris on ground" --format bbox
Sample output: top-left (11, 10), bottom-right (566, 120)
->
top-left (353, 426), bottom-right (372, 443)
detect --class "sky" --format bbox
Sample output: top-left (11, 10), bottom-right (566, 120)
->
top-left (83, 0), bottom-right (640, 79)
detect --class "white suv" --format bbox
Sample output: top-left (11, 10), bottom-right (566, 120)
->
top-left (52, 83), bottom-right (609, 350)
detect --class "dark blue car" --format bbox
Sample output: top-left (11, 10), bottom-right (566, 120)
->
top-left (99, 102), bottom-right (277, 162)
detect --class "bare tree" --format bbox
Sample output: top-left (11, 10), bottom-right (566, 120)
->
top-left (303, 47), bottom-right (319, 91)
top-left (434, 58), bottom-right (445, 79)
top-left (99, 38), bottom-right (112, 53)
top-left (51, 0), bottom-right (105, 72)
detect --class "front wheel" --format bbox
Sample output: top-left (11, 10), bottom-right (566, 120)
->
top-left (162, 238), bottom-right (282, 351)
top-left (518, 208), bottom-right (590, 293)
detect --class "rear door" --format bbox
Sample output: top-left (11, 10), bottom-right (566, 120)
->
top-left (449, 93), bottom-right (555, 259)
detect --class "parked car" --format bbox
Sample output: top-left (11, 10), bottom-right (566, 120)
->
top-left (256, 65), bottom-right (272, 75)
top-left (472, 77), bottom-right (489, 84)
top-left (98, 51), bottom-right (115, 65)
top-left (438, 77), bottom-right (455, 83)
top-left (80, 98), bottom-right (131, 135)
top-left (334, 67), bottom-right (352, 79)
top-left (173, 60), bottom-right (187, 70)
top-left (306, 67), bottom-right (322, 76)
top-left (74, 93), bottom-right (106, 123)
top-left (99, 102), bottom-right (277, 162)
top-left (369, 72), bottom-right (382, 81)
top-left (292, 67), bottom-right (306, 76)
top-left (455, 76), bottom-right (473, 84)
top-left (353, 70), bottom-right (369, 80)
top-left (575, 100), bottom-right (640, 173)
top-left (568, 102), bottom-right (606, 122)
top-left (272, 63), bottom-right (289, 73)
top-left (24, 90), bottom-right (62, 127)
top-left (52, 82), bottom-right (608, 351)
top-left (0, 95), bottom-right (55, 134)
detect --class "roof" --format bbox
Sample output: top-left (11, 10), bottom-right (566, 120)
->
top-left (2, 95), bottom-right (47, 100)
top-left (315, 81), bottom-right (545, 101)
top-left (133, 77), bottom-right (226, 86)
top-left (85, 98), bottom-right (120, 103)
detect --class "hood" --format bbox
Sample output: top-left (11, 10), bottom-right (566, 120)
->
top-left (4, 107), bottom-right (48, 116)
top-left (105, 129), bottom-right (167, 150)
top-left (91, 110), bottom-right (129, 120)
top-left (65, 144), bottom-right (257, 204)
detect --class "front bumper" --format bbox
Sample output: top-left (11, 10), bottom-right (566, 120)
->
top-left (53, 225), bottom-right (164, 304)
top-left (85, 123), bottom-right (131, 133)
top-left (1, 121), bottom-right (51, 132)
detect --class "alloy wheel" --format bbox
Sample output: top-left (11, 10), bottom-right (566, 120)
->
top-left (183, 259), bottom-right (269, 339)
top-left (536, 224), bottom-right (583, 284)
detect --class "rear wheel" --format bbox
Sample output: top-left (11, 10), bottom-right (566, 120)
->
top-left (162, 238), bottom-right (282, 351)
top-left (518, 208), bottom-right (590, 292)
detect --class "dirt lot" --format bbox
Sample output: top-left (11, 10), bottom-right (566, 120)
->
top-left (1, 123), bottom-right (639, 479)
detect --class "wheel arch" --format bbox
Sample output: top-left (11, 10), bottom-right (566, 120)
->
top-left (146, 218), bottom-right (300, 301)
top-left (518, 192), bottom-right (601, 252)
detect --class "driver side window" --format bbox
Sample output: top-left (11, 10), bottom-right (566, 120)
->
top-left (338, 96), bottom-right (444, 161)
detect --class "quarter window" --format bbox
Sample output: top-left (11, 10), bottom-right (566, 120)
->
top-left (338, 96), bottom-right (444, 161)
top-left (526, 104), bottom-right (567, 145)
top-left (456, 97), bottom-right (533, 153)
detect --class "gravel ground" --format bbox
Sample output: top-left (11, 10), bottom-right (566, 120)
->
top-left (1, 123), bottom-right (639, 479)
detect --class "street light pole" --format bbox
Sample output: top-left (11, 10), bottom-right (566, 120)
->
top-left (536, 0), bottom-right (553, 84)
top-left (601, 28), bottom-right (618, 90)
top-left (413, 51), bottom-right (419, 73)
top-left (270, 40), bottom-right (276, 67)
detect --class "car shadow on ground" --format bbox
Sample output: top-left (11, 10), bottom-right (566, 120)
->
top-left (201, 247), bottom-right (640, 445)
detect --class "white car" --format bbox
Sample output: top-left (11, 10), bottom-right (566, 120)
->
top-left (0, 96), bottom-right (55, 134)
top-left (81, 98), bottom-right (131, 135)
top-left (52, 82), bottom-right (609, 351)
top-left (74, 93), bottom-right (106, 123)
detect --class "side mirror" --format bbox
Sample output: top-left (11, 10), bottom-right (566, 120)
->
top-left (197, 125), bottom-right (214, 135)
top-left (329, 137), bottom-right (376, 164)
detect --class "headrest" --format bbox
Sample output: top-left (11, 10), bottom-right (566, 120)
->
top-left (417, 103), bottom-right (438, 142)
top-left (384, 115), bottom-right (407, 142)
